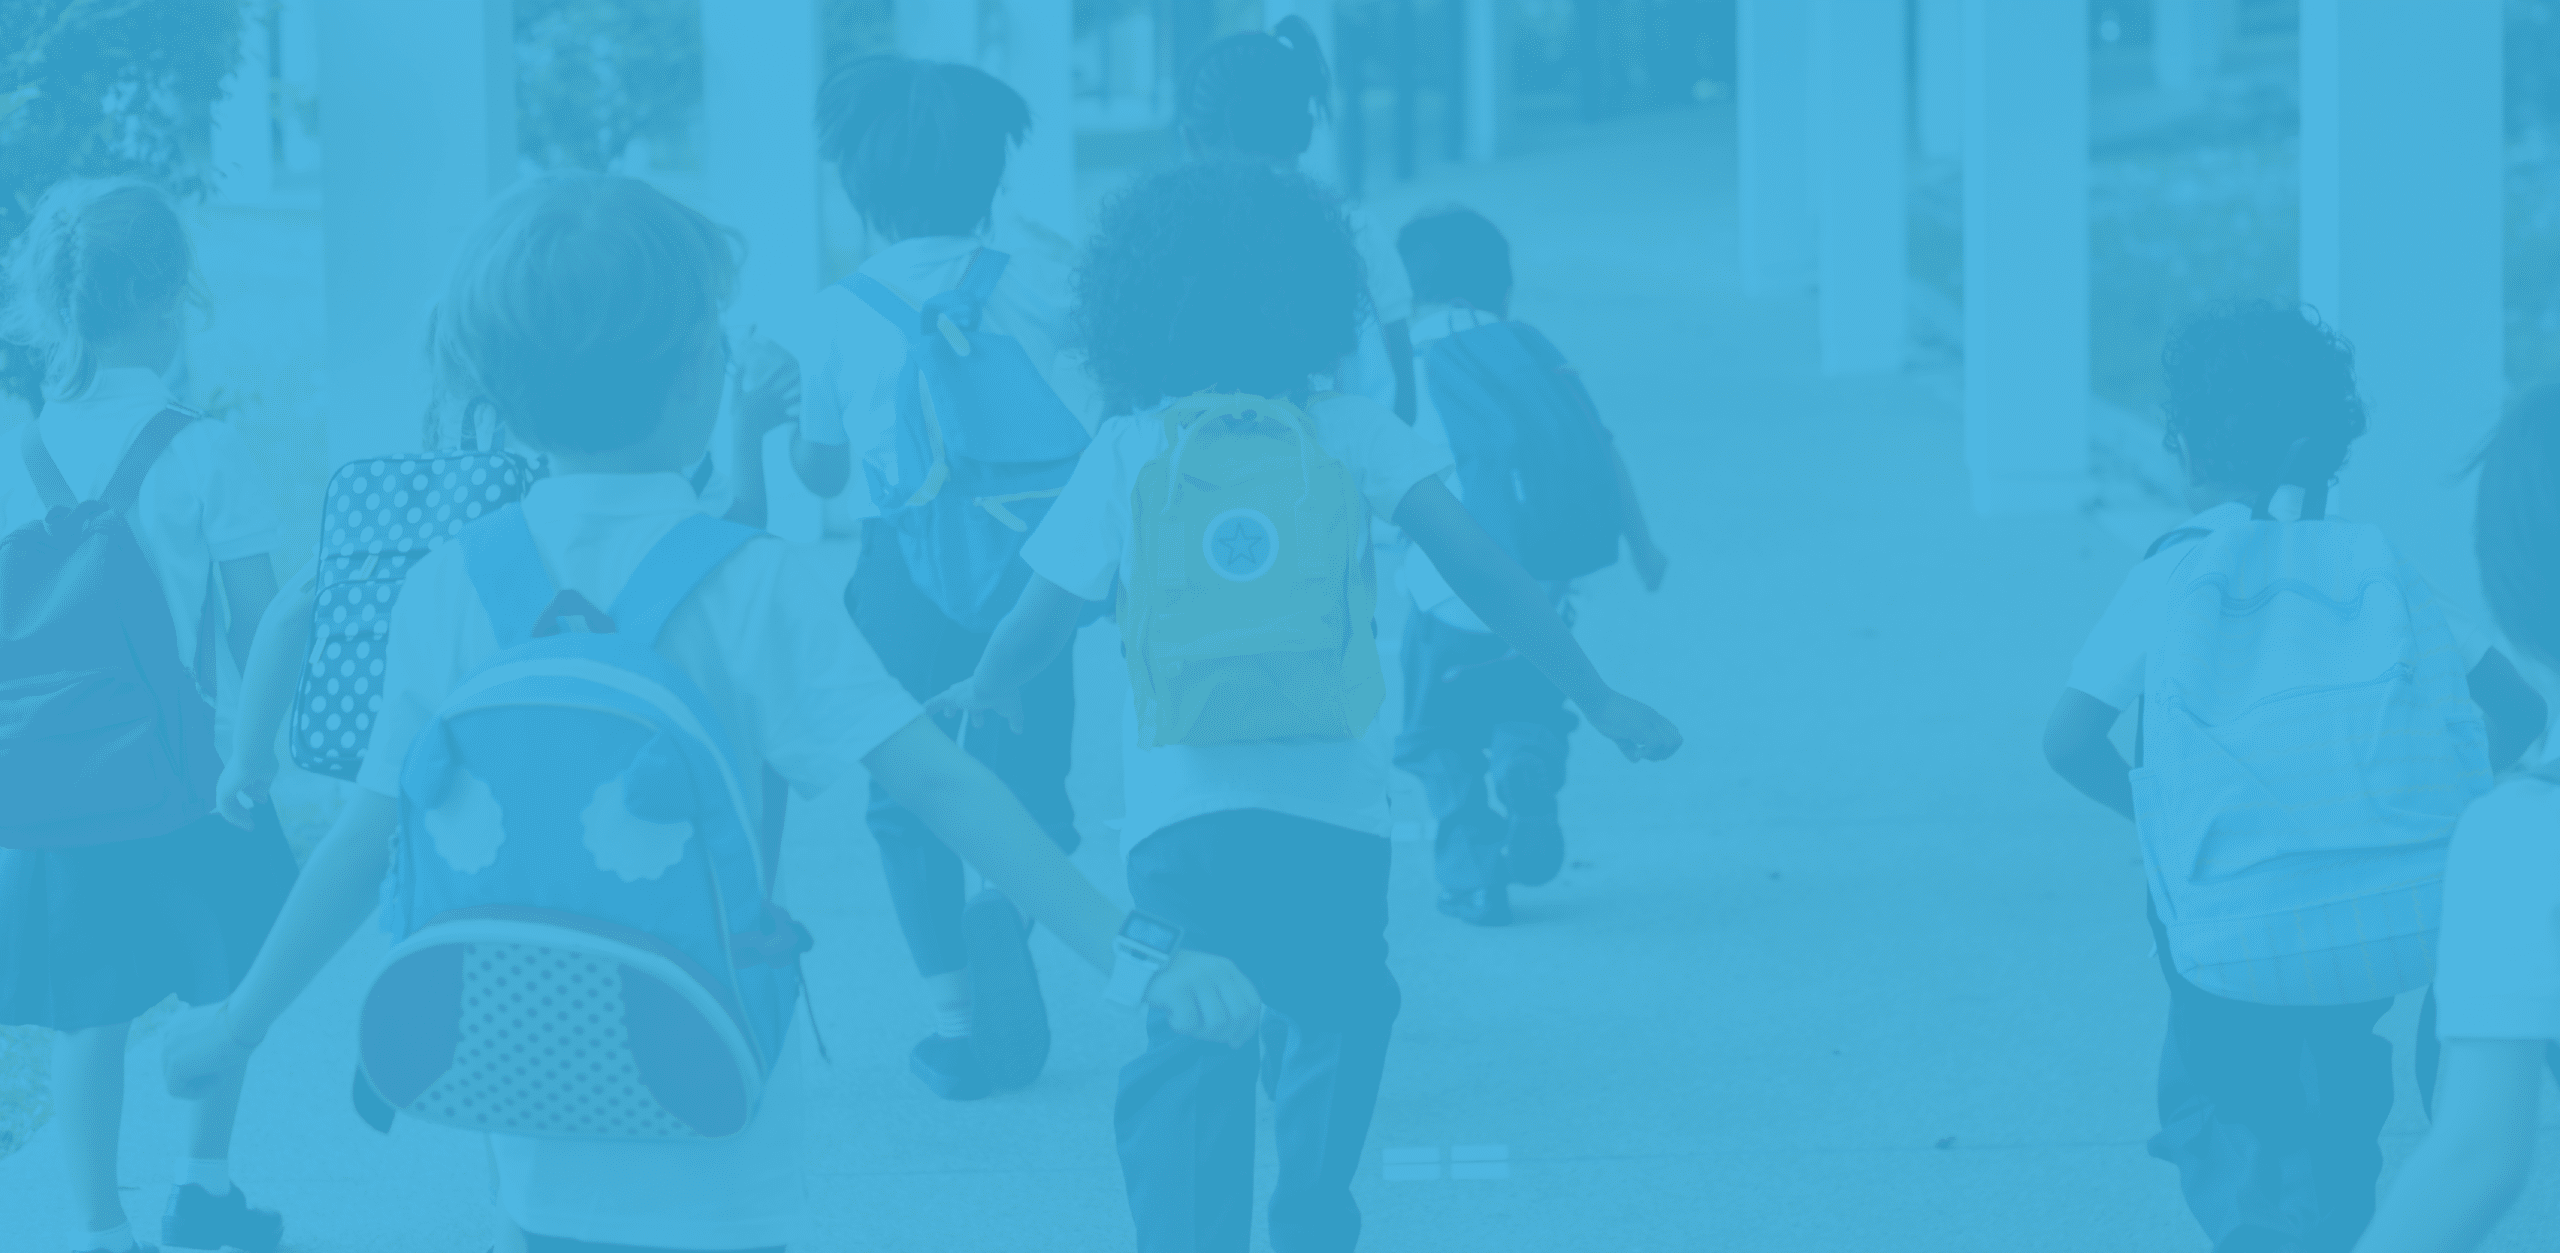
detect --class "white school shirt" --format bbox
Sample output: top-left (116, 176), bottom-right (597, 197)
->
top-left (1328, 202), bottom-right (1413, 411)
top-left (1020, 392), bottom-right (1452, 849)
top-left (0, 368), bottom-right (278, 749)
top-left (2065, 501), bottom-right (2492, 712)
top-left (354, 472), bottom-right (920, 1250)
top-left (1395, 307), bottom-right (1588, 633)
top-left (775, 230), bottom-right (1100, 535)
top-left (2435, 725), bottom-right (2560, 1041)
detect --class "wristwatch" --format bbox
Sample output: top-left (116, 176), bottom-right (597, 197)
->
top-left (1102, 910), bottom-right (1183, 1008)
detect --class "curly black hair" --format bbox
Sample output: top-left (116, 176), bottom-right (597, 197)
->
top-left (2476, 383), bottom-right (2560, 670)
top-left (2159, 301), bottom-right (2368, 494)
top-left (1073, 158), bottom-right (1367, 417)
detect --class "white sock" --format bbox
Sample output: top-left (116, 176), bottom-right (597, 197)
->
top-left (71, 1222), bottom-right (134, 1253)
top-left (178, 1156), bottom-right (232, 1197)
top-left (925, 970), bottom-right (973, 1039)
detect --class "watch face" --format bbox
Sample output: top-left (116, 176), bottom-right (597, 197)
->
top-left (1122, 913), bottom-right (1181, 953)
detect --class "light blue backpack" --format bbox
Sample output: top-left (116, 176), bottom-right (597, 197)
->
top-left (2135, 483), bottom-right (2493, 1006)
top-left (357, 506), bottom-right (808, 1141)
top-left (846, 248), bottom-right (1090, 633)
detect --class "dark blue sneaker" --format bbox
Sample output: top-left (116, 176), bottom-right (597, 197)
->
top-left (161, 1183), bottom-right (283, 1253)
top-left (909, 1032), bottom-right (990, 1101)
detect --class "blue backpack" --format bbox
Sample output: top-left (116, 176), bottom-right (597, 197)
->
top-left (846, 249), bottom-right (1089, 633)
top-left (357, 506), bottom-right (807, 1142)
top-left (1421, 319), bottom-right (1621, 581)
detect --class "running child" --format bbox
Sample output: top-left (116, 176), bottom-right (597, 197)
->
top-left (0, 178), bottom-right (296, 1253)
top-left (2354, 384), bottom-right (2560, 1253)
top-left (1177, 17), bottom-right (1415, 420)
top-left (157, 172), bottom-right (1261, 1253)
top-left (764, 55), bottom-right (1098, 1100)
top-left (1388, 205), bottom-right (1669, 927)
top-left (932, 159), bottom-right (1682, 1253)
top-left (2041, 302), bottom-right (2546, 1252)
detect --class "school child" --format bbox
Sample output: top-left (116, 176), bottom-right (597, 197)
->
top-left (1387, 206), bottom-right (1669, 927)
top-left (0, 179), bottom-right (296, 1253)
top-left (930, 159), bottom-right (1682, 1253)
top-left (2040, 302), bottom-right (2548, 1253)
top-left (153, 171), bottom-right (1258, 1253)
top-left (762, 55), bottom-right (1098, 1100)
top-left (1176, 18), bottom-right (1415, 421)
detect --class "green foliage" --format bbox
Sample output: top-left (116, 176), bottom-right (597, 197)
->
top-left (515, 0), bottom-right (700, 172)
top-left (0, 0), bottom-right (243, 410)
top-left (823, 0), bottom-right (896, 71)
top-left (2514, 0), bottom-right (2560, 141)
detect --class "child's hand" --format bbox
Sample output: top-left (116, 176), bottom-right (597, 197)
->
top-left (924, 676), bottom-right (1025, 734)
top-left (1586, 691), bottom-right (1683, 762)
top-left (727, 332), bottom-right (802, 437)
top-left (162, 1001), bottom-right (261, 1100)
top-left (1145, 950), bottom-right (1263, 1048)
top-left (1631, 540), bottom-right (1669, 593)
top-left (214, 747), bottom-right (278, 831)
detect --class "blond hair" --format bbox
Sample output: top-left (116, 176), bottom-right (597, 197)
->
top-left (1, 178), bottom-right (199, 399)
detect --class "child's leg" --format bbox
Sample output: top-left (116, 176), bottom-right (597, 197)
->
top-left (1487, 665), bottom-right (1578, 886)
top-left (54, 1020), bottom-right (133, 1234)
top-left (1392, 612), bottom-right (1503, 892)
top-left (2298, 999), bottom-right (2395, 1250)
top-left (1115, 814), bottom-right (1300, 1253)
top-left (1259, 830), bottom-right (1399, 1253)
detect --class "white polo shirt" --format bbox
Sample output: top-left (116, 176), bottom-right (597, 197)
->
top-left (355, 471), bottom-right (919, 1249)
top-left (0, 367), bottom-right (278, 745)
top-left (1020, 391), bottom-right (1451, 849)
top-left (2436, 725), bottom-right (2560, 1042)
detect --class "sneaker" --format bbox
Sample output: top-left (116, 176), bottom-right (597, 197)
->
top-left (909, 1032), bottom-right (990, 1101)
top-left (1505, 812), bottom-right (1566, 886)
top-left (1437, 884), bottom-right (1513, 927)
top-left (964, 889), bottom-right (1052, 1090)
top-left (161, 1183), bottom-right (283, 1253)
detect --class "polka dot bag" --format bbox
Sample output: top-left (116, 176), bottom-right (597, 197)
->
top-left (289, 449), bottom-right (536, 780)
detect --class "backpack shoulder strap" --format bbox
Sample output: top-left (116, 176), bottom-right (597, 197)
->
top-left (2145, 525), bottom-right (2216, 560)
top-left (100, 408), bottom-right (203, 511)
top-left (458, 504), bottom-right (556, 650)
top-left (609, 514), bottom-right (760, 645)
top-left (955, 248), bottom-right (1008, 304)
top-left (840, 272), bottom-right (921, 337)
top-left (18, 423), bottom-right (75, 510)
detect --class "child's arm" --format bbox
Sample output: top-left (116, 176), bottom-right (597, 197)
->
top-left (864, 715), bottom-right (1262, 1043)
top-left (1612, 448), bottom-right (1668, 592)
top-left (720, 333), bottom-right (805, 528)
top-left (927, 575), bottom-right (1088, 730)
top-left (217, 565), bottom-right (318, 829)
top-left (218, 554), bottom-right (279, 671)
top-left (2466, 649), bottom-right (2549, 773)
top-left (1393, 476), bottom-right (1681, 761)
top-left (2042, 690), bottom-right (2136, 820)
top-left (163, 791), bottom-right (400, 1098)
top-left (2354, 1038), bottom-right (2546, 1252)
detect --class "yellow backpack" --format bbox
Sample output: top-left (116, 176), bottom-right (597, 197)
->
top-left (1120, 393), bottom-right (1384, 746)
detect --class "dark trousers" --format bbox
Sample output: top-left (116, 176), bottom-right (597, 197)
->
top-left (2145, 905), bottom-right (2395, 1253)
top-left (1116, 811), bottom-right (1401, 1253)
top-left (1391, 609), bottom-right (1574, 891)
top-left (848, 522), bottom-right (1078, 976)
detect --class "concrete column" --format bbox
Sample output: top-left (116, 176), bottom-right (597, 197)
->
top-left (2300, 0), bottom-right (2503, 607)
top-left (317, 0), bottom-right (514, 463)
top-left (700, 1), bottom-right (823, 334)
top-left (1809, 0), bottom-right (1907, 375)
top-left (1961, 0), bottom-right (2087, 516)
top-left (897, 0), bottom-right (979, 62)
top-left (987, 0), bottom-right (1077, 241)
top-left (1913, 0), bottom-right (1962, 160)
top-left (1735, 0), bottom-right (1814, 296)
top-left (1461, 0), bottom-right (1503, 162)
top-left (211, 5), bottom-right (275, 203)
top-left (2152, 0), bottom-right (2229, 92)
